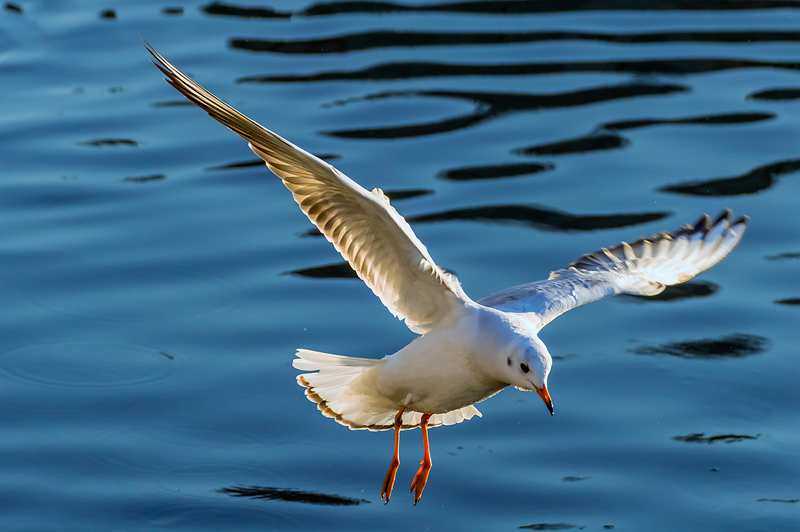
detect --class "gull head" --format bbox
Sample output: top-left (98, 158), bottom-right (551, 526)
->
top-left (503, 334), bottom-right (554, 415)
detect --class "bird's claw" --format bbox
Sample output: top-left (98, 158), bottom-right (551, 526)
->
top-left (410, 458), bottom-right (431, 505)
top-left (381, 459), bottom-right (399, 504)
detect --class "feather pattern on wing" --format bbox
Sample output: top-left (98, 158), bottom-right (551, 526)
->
top-left (478, 210), bottom-right (748, 330)
top-left (145, 43), bottom-right (469, 333)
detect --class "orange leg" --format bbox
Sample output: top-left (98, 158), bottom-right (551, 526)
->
top-left (410, 413), bottom-right (433, 505)
top-left (381, 406), bottom-right (405, 504)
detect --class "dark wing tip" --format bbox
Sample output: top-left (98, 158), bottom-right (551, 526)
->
top-left (712, 208), bottom-right (733, 226)
top-left (691, 213), bottom-right (711, 232)
top-left (569, 209), bottom-right (747, 273)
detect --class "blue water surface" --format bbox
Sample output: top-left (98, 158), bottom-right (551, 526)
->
top-left (1, 1), bottom-right (798, 530)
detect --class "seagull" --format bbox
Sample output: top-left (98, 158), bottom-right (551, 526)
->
top-left (145, 43), bottom-right (748, 505)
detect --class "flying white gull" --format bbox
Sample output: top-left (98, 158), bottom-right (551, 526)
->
top-left (145, 43), bottom-right (748, 505)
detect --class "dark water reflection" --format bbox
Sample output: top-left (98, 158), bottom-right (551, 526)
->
top-left (216, 486), bottom-right (369, 506)
top-left (519, 112), bottom-right (775, 157)
top-left (295, 0), bottom-right (800, 16)
top-left (605, 112), bottom-right (775, 131)
top-left (2, 1), bottom-right (798, 530)
top-left (517, 133), bottom-right (628, 157)
top-left (622, 280), bottom-right (719, 303)
top-left (204, 0), bottom-right (800, 18)
top-left (122, 174), bottom-right (166, 183)
top-left (661, 158), bottom-right (800, 196)
top-left (673, 433), bottom-right (759, 444)
top-left (765, 252), bottom-right (800, 261)
top-left (286, 262), bottom-right (360, 279)
top-left (232, 29), bottom-right (800, 55)
top-left (748, 88), bottom-right (800, 101)
top-left (207, 154), bottom-right (339, 171)
top-left (301, 205), bottom-right (668, 238)
top-left (632, 334), bottom-right (769, 359)
top-left (519, 523), bottom-right (584, 530)
top-left (409, 206), bottom-right (669, 231)
top-left (323, 84), bottom-right (687, 139)
top-left (78, 138), bottom-right (139, 147)
top-left (203, 2), bottom-right (291, 19)
top-left (439, 162), bottom-right (553, 181)
top-left (244, 58), bottom-right (799, 83)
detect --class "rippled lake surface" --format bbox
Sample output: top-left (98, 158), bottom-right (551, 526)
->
top-left (2, 1), bottom-right (799, 530)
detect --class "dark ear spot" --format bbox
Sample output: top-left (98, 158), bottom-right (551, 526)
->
top-left (520, 363), bottom-right (529, 373)
top-left (507, 357), bottom-right (512, 367)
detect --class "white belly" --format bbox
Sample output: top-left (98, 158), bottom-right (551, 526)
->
top-left (376, 315), bottom-right (507, 414)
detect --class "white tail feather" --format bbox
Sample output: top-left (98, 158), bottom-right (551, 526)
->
top-left (293, 349), bottom-right (481, 431)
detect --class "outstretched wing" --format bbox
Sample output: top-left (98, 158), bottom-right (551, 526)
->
top-left (145, 43), bottom-right (470, 333)
top-left (479, 210), bottom-right (747, 330)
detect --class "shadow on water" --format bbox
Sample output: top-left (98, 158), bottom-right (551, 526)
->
top-left (298, 0), bottom-right (800, 16)
top-left (764, 252), bottom-right (800, 261)
top-left (518, 523), bottom-right (582, 530)
top-left (408, 206), bottom-right (669, 232)
top-left (439, 162), bottom-right (554, 181)
top-left (241, 58), bottom-right (799, 84)
top-left (301, 205), bottom-right (668, 237)
top-left (122, 174), bottom-right (166, 183)
top-left (216, 486), bottom-right (369, 506)
top-left (202, 2), bottom-right (291, 18)
top-left (207, 159), bottom-right (266, 171)
top-left (517, 133), bottom-right (628, 157)
top-left (230, 29), bottom-right (800, 55)
top-left (151, 100), bottom-right (197, 107)
top-left (631, 333), bottom-right (769, 359)
top-left (622, 280), bottom-right (719, 303)
top-left (78, 138), bottom-right (138, 147)
top-left (516, 112), bottom-right (773, 158)
top-left (321, 84), bottom-right (687, 140)
top-left (382, 188), bottom-right (434, 201)
top-left (747, 88), bottom-right (800, 101)
top-left (673, 433), bottom-right (759, 444)
top-left (604, 112), bottom-right (775, 131)
top-left (660, 158), bottom-right (800, 196)
top-left (205, 0), bottom-right (800, 19)
top-left (238, 31), bottom-right (800, 55)
top-left (285, 262), bottom-right (359, 279)
top-left (206, 154), bottom-right (340, 171)
top-left (286, 259), bottom-right (456, 279)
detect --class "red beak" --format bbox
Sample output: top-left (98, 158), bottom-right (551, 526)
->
top-left (536, 385), bottom-right (554, 415)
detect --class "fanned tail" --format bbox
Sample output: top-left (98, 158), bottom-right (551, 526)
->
top-left (293, 349), bottom-right (481, 432)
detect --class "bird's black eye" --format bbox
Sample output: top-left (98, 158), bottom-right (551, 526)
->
top-left (507, 357), bottom-right (512, 367)
top-left (520, 363), bottom-right (529, 373)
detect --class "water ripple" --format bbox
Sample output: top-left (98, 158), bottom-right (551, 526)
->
top-left (232, 29), bottom-right (800, 55)
top-left (17, 262), bottom-right (246, 322)
top-left (298, 0), bottom-right (798, 17)
top-left (0, 340), bottom-right (174, 388)
top-left (242, 58), bottom-right (799, 83)
top-left (660, 158), bottom-right (800, 196)
top-left (322, 84), bottom-right (687, 140)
